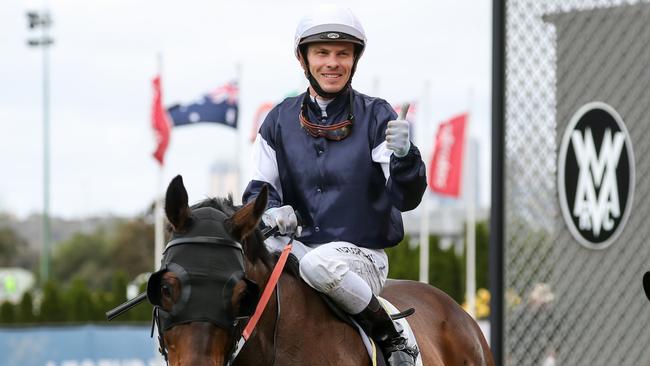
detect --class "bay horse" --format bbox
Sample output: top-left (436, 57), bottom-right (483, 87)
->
top-left (148, 175), bottom-right (493, 366)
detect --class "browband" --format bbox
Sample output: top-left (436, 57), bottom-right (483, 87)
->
top-left (164, 236), bottom-right (243, 253)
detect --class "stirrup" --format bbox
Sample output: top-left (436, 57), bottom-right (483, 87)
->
top-left (380, 324), bottom-right (418, 366)
top-left (353, 296), bottom-right (419, 365)
top-left (387, 349), bottom-right (418, 366)
top-left (384, 338), bottom-right (418, 366)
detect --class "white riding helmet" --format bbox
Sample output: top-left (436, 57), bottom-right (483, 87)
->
top-left (294, 5), bottom-right (367, 59)
top-left (294, 5), bottom-right (367, 98)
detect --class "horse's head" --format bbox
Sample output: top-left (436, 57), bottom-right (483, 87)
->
top-left (147, 175), bottom-right (268, 366)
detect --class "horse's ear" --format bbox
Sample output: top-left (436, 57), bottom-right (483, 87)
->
top-left (165, 175), bottom-right (191, 232)
top-left (229, 185), bottom-right (268, 241)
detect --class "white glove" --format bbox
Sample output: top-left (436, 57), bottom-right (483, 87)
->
top-left (385, 119), bottom-right (411, 158)
top-left (262, 205), bottom-right (301, 236)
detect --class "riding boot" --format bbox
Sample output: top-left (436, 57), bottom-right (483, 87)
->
top-left (352, 295), bottom-right (418, 366)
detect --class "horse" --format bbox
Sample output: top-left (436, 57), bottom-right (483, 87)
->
top-left (147, 175), bottom-right (494, 366)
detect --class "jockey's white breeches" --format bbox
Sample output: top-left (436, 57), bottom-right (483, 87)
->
top-left (265, 236), bottom-right (389, 314)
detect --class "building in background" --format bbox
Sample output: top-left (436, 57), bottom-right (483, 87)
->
top-left (209, 160), bottom-right (240, 202)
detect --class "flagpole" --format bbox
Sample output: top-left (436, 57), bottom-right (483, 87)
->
top-left (152, 52), bottom-right (166, 366)
top-left (154, 53), bottom-right (165, 271)
top-left (153, 171), bottom-right (165, 364)
top-left (154, 171), bottom-right (164, 270)
top-left (418, 81), bottom-right (431, 283)
top-left (234, 62), bottom-right (243, 204)
top-left (465, 89), bottom-right (476, 318)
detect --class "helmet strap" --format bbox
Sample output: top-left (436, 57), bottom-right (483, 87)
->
top-left (306, 72), bottom-right (346, 99)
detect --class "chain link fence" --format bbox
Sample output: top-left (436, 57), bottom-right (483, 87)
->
top-left (503, 1), bottom-right (650, 364)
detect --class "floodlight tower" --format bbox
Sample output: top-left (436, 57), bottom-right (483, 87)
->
top-left (26, 10), bottom-right (54, 283)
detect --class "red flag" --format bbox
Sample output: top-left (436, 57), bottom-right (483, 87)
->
top-left (392, 102), bottom-right (417, 123)
top-left (429, 113), bottom-right (468, 197)
top-left (151, 75), bottom-right (171, 165)
top-left (250, 102), bottom-right (274, 143)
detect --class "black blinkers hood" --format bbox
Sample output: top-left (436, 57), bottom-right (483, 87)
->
top-left (147, 207), bottom-right (246, 330)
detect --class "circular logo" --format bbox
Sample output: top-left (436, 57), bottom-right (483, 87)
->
top-left (558, 102), bottom-right (635, 249)
top-left (326, 32), bottom-right (340, 39)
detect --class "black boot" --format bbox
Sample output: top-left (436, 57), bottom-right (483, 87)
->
top-left (353, 296), bottom-right (418, 366)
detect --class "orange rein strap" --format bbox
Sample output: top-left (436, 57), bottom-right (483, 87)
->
top-left (242, 239), bottom-right (293, 340)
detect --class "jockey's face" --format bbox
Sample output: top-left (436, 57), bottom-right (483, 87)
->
top-left (303, 42), bottom-right (355, 96)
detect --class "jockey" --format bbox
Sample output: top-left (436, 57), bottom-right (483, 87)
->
top-left (243, 5), bottom-right (426, 365)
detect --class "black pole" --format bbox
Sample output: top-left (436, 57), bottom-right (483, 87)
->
top-left (490, 0), bottom-right (505, 364)
top-left (106, 292), bottom-right (147, 321)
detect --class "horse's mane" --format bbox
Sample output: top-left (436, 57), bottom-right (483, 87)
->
top-left (190, 195), bottom-right (275, 268)
top-left (159, 194), bottom-right (299, 278)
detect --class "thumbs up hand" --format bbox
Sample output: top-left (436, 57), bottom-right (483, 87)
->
top-left (386, 103), bottom-right (411, 158)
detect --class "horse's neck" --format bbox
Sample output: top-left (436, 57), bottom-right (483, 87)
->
top-left (232, 260), bottom-right (275, 365)
top-left (245, 259), bottom-right (274, 290)
top-left (237, 260), bottom-right (370, 366)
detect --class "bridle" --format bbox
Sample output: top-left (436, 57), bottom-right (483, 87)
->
top-left (147, 209), bottom-right (293, 366)
top-left (148, 231), bottom-right (249, 364)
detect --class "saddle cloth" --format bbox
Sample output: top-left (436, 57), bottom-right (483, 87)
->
top-left (352, 297), bottom-right (423, 366)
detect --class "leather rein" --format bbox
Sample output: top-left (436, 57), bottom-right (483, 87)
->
top-left (225, 236), bottom-right (294, 365)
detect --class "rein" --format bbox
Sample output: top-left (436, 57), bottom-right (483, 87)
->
top-left (226, 236), bottom-right (294, 365)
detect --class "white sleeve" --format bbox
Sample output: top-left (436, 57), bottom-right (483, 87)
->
top-left (251, 133), bottom-right (283, 200)
top-left (371, 141), bottom-right (391, 182)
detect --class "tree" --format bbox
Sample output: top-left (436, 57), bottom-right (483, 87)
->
top-left (0, 228), bottom-right (18, 265)
top-left (66, 277), bottom-right (94, 322)
top-left (386, 235), bottom-right (419, 281)
top-left (129, 281), bottom-right (154, 322)
top-left (0, 227), bottom-right (36, 270)
top-left (90, 291), bottom-right (114, 322)
top-left (51, 230), bottom-right (113, 291)
top-left (106, 271), bottom-right (129, 320)
top-left (387, 232), bottom-right (482, 305)
top-left (39, 281), bottom-right (65, 322)
top-left (475, 221), bottom-right (489, 290)
top-left (0, 301), bottom-right (15, 323)
top-left (17, 292), bottom-right (35, 323)
top-left (459, 220), bottom-right (490, 297)
top-left (387, 234), bottom-right (464, 302)
top-left (110, 217), bottom-right (155, 280)
top-left (428, 240), bottom-right (463, 303)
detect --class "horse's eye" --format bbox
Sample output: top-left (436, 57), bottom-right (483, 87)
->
top-left (160, 283), bottom-right (172, 298)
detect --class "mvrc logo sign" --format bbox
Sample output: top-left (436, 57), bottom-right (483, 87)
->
top-left (558, 102), bottom-right (635, 249)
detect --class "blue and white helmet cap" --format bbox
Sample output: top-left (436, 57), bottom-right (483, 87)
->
top-left (294, 5), bottom-right (367, 59)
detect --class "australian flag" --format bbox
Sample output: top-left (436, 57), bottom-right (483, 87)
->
top-left (167, 82), bottom-right (239, 128)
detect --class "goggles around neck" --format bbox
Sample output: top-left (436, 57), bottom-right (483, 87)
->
top-left (299, 88), bottom-right (354, 141)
